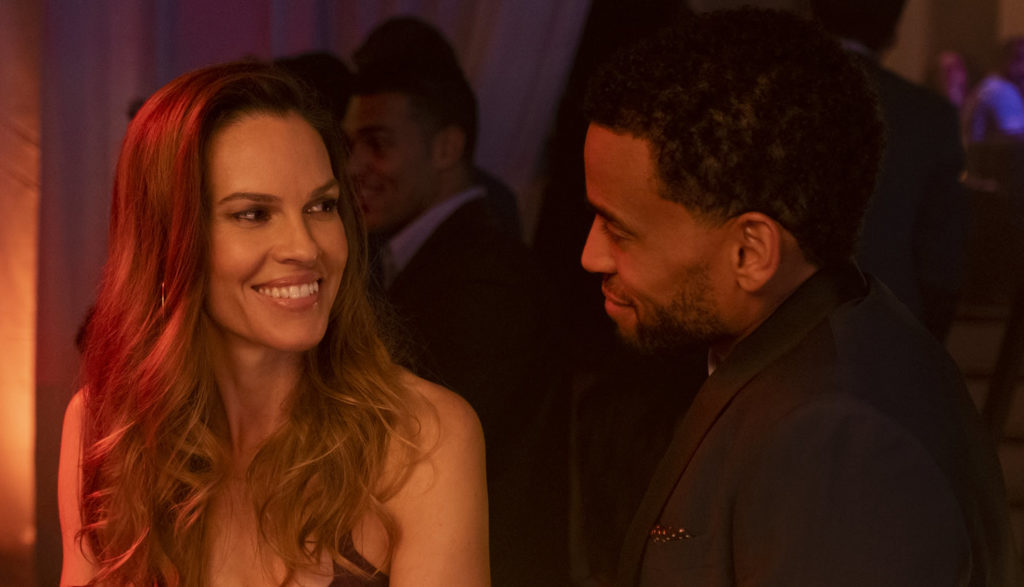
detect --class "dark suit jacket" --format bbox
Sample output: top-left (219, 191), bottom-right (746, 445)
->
top-left (385, 196), bottom-right (546, 464)
top-left (617, 265), bottom-right (1018, 586)
top-left (381, 195), bottom-right (569, 586)
top-left (855, 57), bottom-right (967, 338)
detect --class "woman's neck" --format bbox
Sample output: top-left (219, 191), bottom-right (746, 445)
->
top-left (208, 339), bottom-right (303, 464)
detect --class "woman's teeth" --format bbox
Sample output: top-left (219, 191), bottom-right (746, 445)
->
top-left (257, 281), bottom-right (319, 299)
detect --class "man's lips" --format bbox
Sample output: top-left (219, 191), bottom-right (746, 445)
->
top-left (353, 178), bottom-right (386, 200)
top-left (601, 285), bottom-right (632, 307)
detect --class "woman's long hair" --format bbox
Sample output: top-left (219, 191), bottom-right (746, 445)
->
top-left (77, 61), bottom-right (418, 585)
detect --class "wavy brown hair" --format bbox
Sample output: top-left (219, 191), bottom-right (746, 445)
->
top-left (77, 61), bottom-right (418, 585)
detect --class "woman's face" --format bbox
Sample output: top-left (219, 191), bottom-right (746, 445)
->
top-left (204, 112), bottom-right (348, 356)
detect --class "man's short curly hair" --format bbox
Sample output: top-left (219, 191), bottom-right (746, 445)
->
top-left (584, 8), bottom-right (884, 267)
top-left (353, 17), bottom-right (478, 159)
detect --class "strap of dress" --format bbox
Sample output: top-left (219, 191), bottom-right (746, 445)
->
top-left (329, 535), bottom-right (388, 587)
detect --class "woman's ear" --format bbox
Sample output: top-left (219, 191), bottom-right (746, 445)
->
top-left (729, 211), bottom-right (782, 293)
top-left (431, 125), bottom-right (467, 170)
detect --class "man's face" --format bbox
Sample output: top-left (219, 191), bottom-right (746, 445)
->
top-left (580, 124), bottom-right (732, 353)
top-left (343, 92), bottom-right (440, 235)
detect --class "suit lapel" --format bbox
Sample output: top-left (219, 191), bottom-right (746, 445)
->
top-left (387, 198), bottom-right (485, 297)
top-left (616, 264), bottom-right (867, 586)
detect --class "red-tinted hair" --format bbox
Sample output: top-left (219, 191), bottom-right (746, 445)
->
top-left (78, 61), bottom-right (414, 585)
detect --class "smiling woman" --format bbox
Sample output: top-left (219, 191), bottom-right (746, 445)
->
top-left (56, 62), bottom-right (488, 587)
top-left (205, 113), bottom-right (348, 356)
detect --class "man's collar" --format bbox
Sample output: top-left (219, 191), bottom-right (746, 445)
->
top-left (839, 37), bottom-right (879, 62)
top-left (706, 262), bottom-right (868, 379)
top-left (384, 185), bottom-right (486, 280)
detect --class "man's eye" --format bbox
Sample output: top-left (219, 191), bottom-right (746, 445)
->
top-left (600, 218), bottom-right (625, 243)
top-left (233, 208), bottom-right (270, 222)
top-left (308, 198), bottom-right (340, 215)
top-left (368, 136), bottom-right (392, 155)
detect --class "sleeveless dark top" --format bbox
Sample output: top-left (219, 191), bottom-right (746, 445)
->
top-left (329, 536), bottom-right (388, 586)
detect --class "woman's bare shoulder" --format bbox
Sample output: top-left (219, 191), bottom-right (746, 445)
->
top-left (65, 389), bottom-right (85, 422)
top-left (60, 390), bottom-right (86, 464)
top-left (59, 389), bottom-right (97, 584)
top-left (398, 370), bottom-right (482, 447)
top-left (382, 371), bottom-right (490, 584)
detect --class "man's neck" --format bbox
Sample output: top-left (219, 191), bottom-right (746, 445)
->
top-left (432, 161), bottom-right (474, 207)
top-left (709, 261), bottom-right (819, 366)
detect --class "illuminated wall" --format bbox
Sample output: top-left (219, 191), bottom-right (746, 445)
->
top-left (1002, 0), bottom-right (1024, 39)
top-left (0, 0), bottom-right (40, 579)
top-left (885, 0), bottom-right (933, 83)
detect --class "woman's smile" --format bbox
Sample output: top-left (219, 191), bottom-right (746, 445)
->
top-left (205, 112), bottom-right (348, 354)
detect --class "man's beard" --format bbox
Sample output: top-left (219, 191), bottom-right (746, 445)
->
top-left (621, 265), bottom-right (728, 355)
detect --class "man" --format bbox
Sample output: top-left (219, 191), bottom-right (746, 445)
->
top-left (811, 0), bottom-right (968, 341)
top-left (344, 17), bottom-right (542, 450)
top-left (347, 17), bottom-right (521, 240)
top-left (274, 51), bottom-right (353, 127)
top-left (580, 9), bottom-right (1019, 586)
top-left (344, 17), bottom-right (567, 586)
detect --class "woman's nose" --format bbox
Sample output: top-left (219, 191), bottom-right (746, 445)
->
top-left (274, 216), bottom-right (319, 265)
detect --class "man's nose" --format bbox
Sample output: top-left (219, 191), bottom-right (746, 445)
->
top-left (581, 217), bottom-right (613, 275)
top-left (345, 141), bottom-right (369, 177)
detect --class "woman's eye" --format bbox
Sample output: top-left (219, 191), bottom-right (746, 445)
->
top-left (308, 198), bottom-right (340, 215)
top-left (233, 208), bottom-right (270, 222)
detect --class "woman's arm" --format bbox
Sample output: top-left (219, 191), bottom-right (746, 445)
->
top-left (58, 391), bottom-right (97, 585)
top-left (385, 375), bottom-right (490, 586)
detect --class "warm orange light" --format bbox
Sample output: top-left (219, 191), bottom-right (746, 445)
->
top-left (0, 0), bottom-right (41, 572)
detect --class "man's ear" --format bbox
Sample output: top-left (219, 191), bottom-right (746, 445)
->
top-left (431, 125), bottom-right (467, 170)
top-left (728, 211), bottom-right (782, 293)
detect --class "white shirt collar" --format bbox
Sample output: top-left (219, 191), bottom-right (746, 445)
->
top-left (838, 38), bottom-right (878, 61)
top-left (386, 185), bottom-right (487, 278)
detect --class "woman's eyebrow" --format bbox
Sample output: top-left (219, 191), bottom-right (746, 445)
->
top-left (217, 192), bottom-right (278, 205)
top-left (217, 178), bottom-right (339, 205)
top-left (310, 179), bottom-right (340, 197)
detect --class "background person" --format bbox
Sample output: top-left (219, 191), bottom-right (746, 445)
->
top-left (811, 0), bottom-right (968, 341)
top-left (963, 36), bottom-right (1024, 143)
top-left (935, 50), bottom-right (971, 109)
top-left (274, 51), bottom-right (355, 131)
top-left (344, 17), bottom-right (567, 585)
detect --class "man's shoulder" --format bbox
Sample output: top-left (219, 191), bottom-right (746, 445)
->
top-left (433, 194), bottom-right (505, 235)
top-left (715, 277), bottom-right (983, 505)
top-left (389, 195), bottom-right (537, 298)
top-left (873, 65), bottom-right (959, 126)
top-left (815, 277), bottom-right (976, 442)
top-left (739, 277), bottom-right (966, 425)
top-left (829, 277), bottom-right (957, 371)
top-left (414, 196), bottom-right (530, 265)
